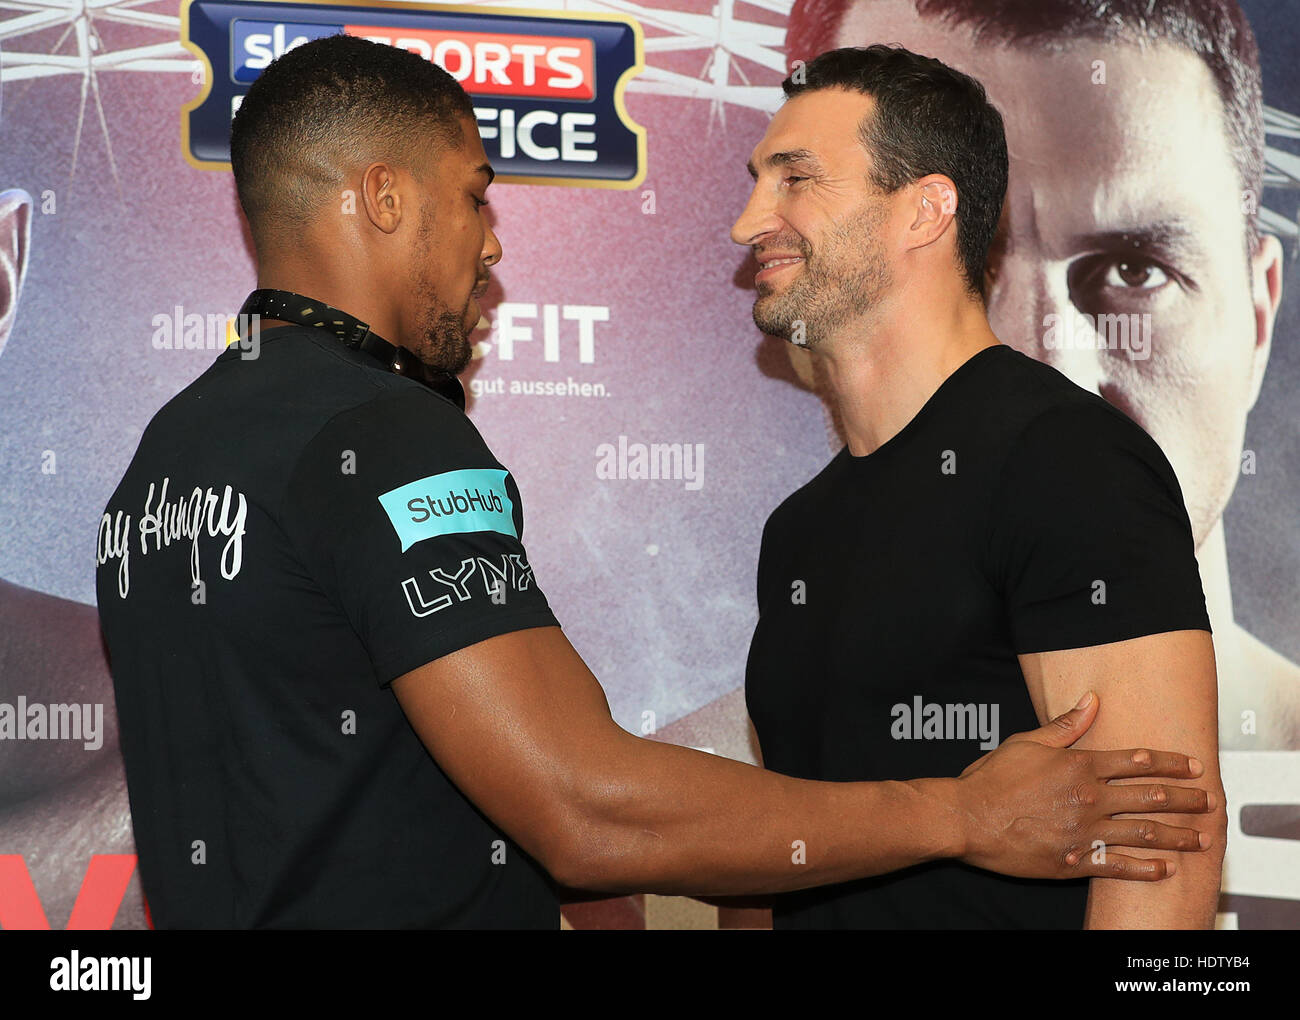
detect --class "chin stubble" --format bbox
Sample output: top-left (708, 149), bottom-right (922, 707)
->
top-left (753, 200), bottom-right (892, 348)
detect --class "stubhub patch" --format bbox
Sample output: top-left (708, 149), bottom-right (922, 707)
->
top-left (378, 468), bottom-right (518, 551)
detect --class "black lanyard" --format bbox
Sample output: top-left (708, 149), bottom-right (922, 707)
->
top-left (235, 289), bottom-right (466, 411)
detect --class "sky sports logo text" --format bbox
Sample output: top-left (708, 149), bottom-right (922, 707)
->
top-left (232, 20), bottom-right (594, 98)
top-left (184, 1), bottom-right (642, 184)
top-left (231, 20), bottom-right (335, 81)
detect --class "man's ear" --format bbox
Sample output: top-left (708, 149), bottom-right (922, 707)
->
top-left (909, 176), bottom-right (958, 247)
top-left (359, 162), bottom-right (405, 235)
top-left (1246, 231), bottom-right (1283, 410)
top-left (0, 188), bottom-right (32, 352)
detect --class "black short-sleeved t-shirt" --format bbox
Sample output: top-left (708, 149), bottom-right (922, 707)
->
top-left (95, 326), bottom-right (560, 928)
top-left (744, 343), bottom-right (1211, 930)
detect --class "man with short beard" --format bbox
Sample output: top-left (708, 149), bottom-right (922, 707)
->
top-left (734, 45), bottom-right (1226, 928)
top-left (782, 0), bottom-right (1298, 752)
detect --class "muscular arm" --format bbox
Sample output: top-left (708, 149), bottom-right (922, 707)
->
top-left (1019, 630), bottom-right (1227, 929)
top-left (393, 625), bottom-right (1210, 897)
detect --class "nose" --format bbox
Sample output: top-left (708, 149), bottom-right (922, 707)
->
top-left (483, 222), bottom-right (502, 269)
top-left (988, 253), bottom-right (1106, 396)
top-left (731, 179), bottom-right (781, 248)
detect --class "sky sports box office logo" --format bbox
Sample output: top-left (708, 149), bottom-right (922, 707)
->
top-left (181, 0), bottom-right (646, 187)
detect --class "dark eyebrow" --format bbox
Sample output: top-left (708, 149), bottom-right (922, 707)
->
top-left (1069, 222), bottom-right (1203, 264)
top-left (475, 162), bottom-right (496, 186)
top-left (746, 149), bottom-right (823, 180)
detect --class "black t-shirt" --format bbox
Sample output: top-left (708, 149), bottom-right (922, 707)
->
top-left (744, 343), bottom-right (1211, 930)
top-left (95, 326), bottom-right (560, 928)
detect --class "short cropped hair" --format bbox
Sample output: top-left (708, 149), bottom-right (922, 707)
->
top-left (783, 45), bottom-right (1008, 298)
top-left (229, 34), bottom-right (474, 251)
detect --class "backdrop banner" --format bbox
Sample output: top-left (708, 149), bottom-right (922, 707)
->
top-left (0, 0), bottom-right (1295, 931)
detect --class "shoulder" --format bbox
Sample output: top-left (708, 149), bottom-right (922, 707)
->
top-left (154, 328), bottom-right (475, 458)
top-left (977, 355), bottom-right (1196, 576)
top-left (986, 354), bottom-right (1179, 498)
top-left (241, 328), bottom-right (490, 463)
top-left (274, 359), bottom-right (499, 531)
top-left (313, 383), bottom-right (485, 450)
top-left (286, 384), bottom-right (502, 506)
top-left (1004, 397), bottom-right (1178, 496)
top-left (969, 346), bottom-right (1144, 439)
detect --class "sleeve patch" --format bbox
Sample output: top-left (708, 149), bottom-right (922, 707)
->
top-left (377, 468), bottom-right (518, 551)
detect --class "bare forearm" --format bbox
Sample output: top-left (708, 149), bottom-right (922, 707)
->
top-left (556, 732), bottom-right (964, 896)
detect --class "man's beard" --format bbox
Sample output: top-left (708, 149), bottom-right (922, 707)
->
top-left (752, 199), bottom-right (892, 349)
top-left (412, 301), bottom-right (472, 376)
top-left (408, 204), bottom-right (475, 376)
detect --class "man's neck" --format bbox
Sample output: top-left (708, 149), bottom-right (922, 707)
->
top-left (253, 253), bottom-right (400, 346)
top-left (813, 293), bottom-right (1000, 457)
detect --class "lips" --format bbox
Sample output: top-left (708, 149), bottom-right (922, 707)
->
top-left (470, 279), bottom-right (490, 330)
top-left (754, 254), bottom-right (804, 285)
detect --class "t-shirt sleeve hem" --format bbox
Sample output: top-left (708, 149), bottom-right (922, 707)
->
top-left (374, 607), bottom-right (562, 688)
top-left (1013, 610), bottom-right (1211, 656)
